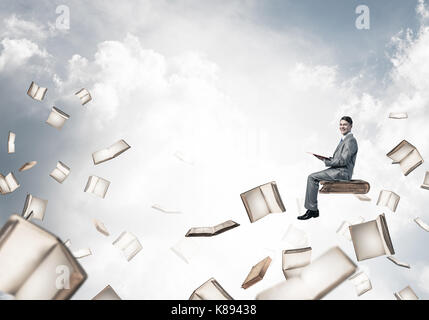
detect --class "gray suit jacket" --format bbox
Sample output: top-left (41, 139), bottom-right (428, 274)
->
top-left (324, 133), bottom-right (358, 179)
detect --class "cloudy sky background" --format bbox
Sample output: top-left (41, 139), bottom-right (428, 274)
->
top-left (1, 0), bottom-right (429, 299)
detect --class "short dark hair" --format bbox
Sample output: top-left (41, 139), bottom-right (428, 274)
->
top-left (340, 116), bottom-right (353, 125)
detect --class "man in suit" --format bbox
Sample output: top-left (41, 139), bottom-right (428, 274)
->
top-left (298, 116), bottom-right (358, 220)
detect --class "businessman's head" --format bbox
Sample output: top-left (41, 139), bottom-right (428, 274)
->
top-left (339, 116), bottom-right (353, 135)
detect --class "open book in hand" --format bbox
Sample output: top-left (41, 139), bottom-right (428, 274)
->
top-left (307, 152), bottom-right (330, 160)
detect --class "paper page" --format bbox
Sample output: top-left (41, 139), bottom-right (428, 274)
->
top-left (400, 148), bottom-right (423, 175)
top-left (349, 219), bottom-right (386, 261)
top-left (19, 161), bottom-right (37, 172)
top-left (386, 140), bottom-right (414, 163)
top-left (394, 286), bottom-right (419, 300)
top-left (5, 173), bottom-right (19, 192)
top-left (260, 182), bottom-right (283, 213)
top-left (348, 271), bottom-right (372, 296)
top-left (46, 107), bottom-right (70, 130)
top-left (8, 132), bottom-right (15, 154)
top-left (387, 256), bottom-right (410, 268)
top-left (93, 219), bottom-right (109, 236)
top-left (282, 247), bottom-right (312, 279)
top-left (241, 187), bottom-right (270, 222)
top-left (72, 248), bottom-right (92, 259)
top-left (112, 231), bottom-right (142, 261)
top-left (414, 217), bottom-right (429, 232)
top-left (388, 112), bottom-right (408, 119)
top-left (22, 194), bottom-right (48, 221)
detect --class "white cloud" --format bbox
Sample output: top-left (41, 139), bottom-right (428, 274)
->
top-left (0, 38), bottom-right (48, 72)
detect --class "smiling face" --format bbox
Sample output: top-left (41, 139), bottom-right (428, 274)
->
top-left (339, 119), bottom-right (352, 135)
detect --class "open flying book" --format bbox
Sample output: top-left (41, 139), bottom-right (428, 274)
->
top-left (8, 131), bottom-right (15, 154)
top-left (256, 247), bottom-right (357, 300)
top-left (93, 219), bottom-right (110, 236)
top-left (376, 190), bottom-right (400, 212)
top-left (92, 139), bottom-right (131, 165)
top-left (185, 220), bottom-right (239, 237)
top-left (72, 248), bottom-right (92, 259)
top-left (306, 152), bottom-right (329, 160)
top-left (189, 278), bottom-right (233, 300)
top-left (394, 286), bottom-right (419, 300)
top-left (387, 256), bottom-right (410, 269)
top-left (84, 176), bottom-right (110, 199)
top-left (386, 140), bottom-right (423, 176)
top-left (241, 256), bottom-right (272, 289)
top-left (46, 107), bottom-right (70, 130)
top-left (49, 161), bottom-right (70, 184)
top-left (348, 271), bottom-right (372, 296)
top-left (75, 88), bottom-right (92, 105)
top-left (27, 81), bottom-right (47, 101)
top-left (112, 231), bottom-right (142, 261)
top-left (19, 161), bottom-right (37, 172)
top-left (0, 173), bottom-right (20, 195)
top-left (92, 285), bottom-right (121, 300)
top-left (0, 215), bottom-right (87, 299)
top-left (282, 247), bottom-right (312, 279)
top-left (414, 217), bottom-right (429, 232)
top-left (22, 194), bottom-right (48, 221)
top-left (388, 112), bottom-right (408, 119)
top-left (349, 214), bottom-right (395, 261)
top-left (240, 181), bottom-right (286, 223)
top-left (421, 171), bottom-right (429, 190)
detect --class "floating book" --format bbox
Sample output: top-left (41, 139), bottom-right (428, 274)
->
top-left (170, 237), bottom-right (199, 264)
top-left (376, 190), bottom-right (400, 212)
top-left (240, 181), bottom-right (286, 223)
top-left (282, 247), bottom-right (312, 279)
top-left (22, 194), bottom-right (48, 221)
top-left (349, 214), bottom-right (394, 261)
top-left (27, 81), bottom-right (47, 101)
top-left (389, 112), bottom-right (408, 119)
top-left (72, 248), bottom-right (92, 259)
top-left (387, 256), bottom-right (410, 269)
top-left (282, 224), bottom-right (309, 248)
top-left (93, 219), bottom-right (109, 236)
top-left (319, 180), bottom-right (370, 194)
top-left (8, 131), bottom-right (15, 154)
top-left (355, 194), bottom-right (371, 201)
top-left (394, 286), bottom-right (419, 300)
top-left (421, 171), bottom-right (429, 190)
top-left (113, 231), bottom-right (142, 261)
top-left (151, 204), bottom-right (182, 214)
top-left (0, 215), bottom-right (87, 299)
top-left (92, 139), bottom-right (131, 165)
top-left (414, 217), bottom-right (429, 232)
top-left (241, 256), bottom-right (272, 289)
top-left (19, 161), bottom-right (37, 172)
top-left (185, 220), bottom-right (239, 237)
top-left (92, 285), bottom-right (121, 300)
top-left (256, 247), bottom-right (357, 300)
top-left (189, 278), bottom-right (233, 300)
top-left (75, 88), bottom-right (92, 105)
top-left (46, 107), bottom-right (70, 130)
top-left (337, 217), bottom-right (365, 241)
top-left (84, 176), bottom-right (110, 198)
top-left (49, 161), bottom-right (70, 184)
top-left (0, 173), bottom-right (20, 195)
top-left (348, 271), bottom-right (372, 296)
top-left (386, 140), bottom-right (423, 176)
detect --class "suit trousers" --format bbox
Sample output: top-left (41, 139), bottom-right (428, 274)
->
top-left (304, 168), bottom-right (349, 211)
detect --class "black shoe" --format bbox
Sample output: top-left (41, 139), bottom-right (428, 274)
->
top-left (297, 209), bottom-right (319, 220)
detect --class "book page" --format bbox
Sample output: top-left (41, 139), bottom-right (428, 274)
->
top-left (348, 271), bottom-right (372, 296)
top-left (72, 248), bottom-right (92, 259)
top-left (46, 107), bottom-right (70, 130)
top-left (8, 131), bottom-right (15, 154)
top-left (5, 173), bottom-right (19, 192)
top-left (282, 247), bottom-right (312, 279)
top-left (170, 237), bottom-right (199, 264)
top-left (93, 219), bottom-right (109, 236)
top-left (386, 140), bottom-right (414, 163)
top-left (22, 194), bottom-right (48, 221)
top-left (190, 278), bottom-right (233, 300)
top-left (185, 227), bottom-right (214, 236)
top-left (213, 220), bottom-right (238, 234)
top-left (241, 187), bottom-right (270, 222)
top-left (389, 112), bottom-right (408, 119)
top-left (376, 214), bottom-right (394, 255)
top-left (387, 256), bottom-right (410, 268)
top-left (109, 139), bottom-right (131, 158)
top-left (349, 220), bottom-right (386, 261)
top-left (422, 171), bottom-right (429, 188)
top-left (92, 285), bottom-right (121, 300)
top-left (387, 192), bottom-right (400, 212)
top-left (260, 182), bottom-right (283, 213)
top-left (395, 286), bottom-right (419, 300)
top-left (92, 149), bottom-right (114, 165)
top-left (414, 217), bottom-right (429, 231)
top-left (112, 231), bottom-right (142, 261)
top-left (400, 148), bottom-right (423, 175)
top-left (376, 190), bottom-right (390, 207)
top-left (84, 176), bottom-right (110, 198)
